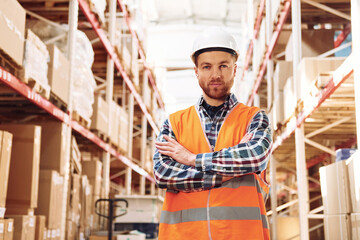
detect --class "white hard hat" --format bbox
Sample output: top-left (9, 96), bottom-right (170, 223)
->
top-left (191, 27), bottom-right (239, 63)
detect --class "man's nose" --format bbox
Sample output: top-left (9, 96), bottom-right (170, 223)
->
top-left (211, 68), bottom-right (222, 79)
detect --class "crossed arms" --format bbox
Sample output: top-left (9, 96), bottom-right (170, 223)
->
top-left (153, 110), bottom-right (272, 192)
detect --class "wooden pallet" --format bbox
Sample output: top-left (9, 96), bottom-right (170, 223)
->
top-left (49, 93), bottom-right (68, 112)
top-left (0, 50), bottom-right (21, 78)
top-left (91, 129), bottom-right (109, 143)
top-left (72, 110), bottom-right (90, 129)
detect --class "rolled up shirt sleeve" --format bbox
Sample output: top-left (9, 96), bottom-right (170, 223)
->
top-left (153, 119), bottom-right (223, 192)
top-left (195, 111), bottom-right (272, 176)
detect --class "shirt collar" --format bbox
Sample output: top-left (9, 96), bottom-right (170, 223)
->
top-left (196, 93), bottom-right (238, 110)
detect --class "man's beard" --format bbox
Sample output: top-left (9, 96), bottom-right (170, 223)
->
top-left (200, 81), bottom-right (231, 100)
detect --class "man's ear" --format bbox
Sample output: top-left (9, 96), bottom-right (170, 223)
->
top-left (234, 64), bottom-right (237, 76)
top-left (194, 67), bottom-right (199, 78)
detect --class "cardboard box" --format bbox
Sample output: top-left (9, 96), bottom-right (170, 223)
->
top-left (6, 215), bottom-right (35, 240)
top-left (118, 106), bottom-right (129, 153)
top-left (275, 217), bottom-right (300, 240)
top-left (71, 137), bottom-right (82, 174)
top-left (320, 161), bottom-right (352, 214)
top-left (324, 214), bottom-right (351, 240)
top-left (285, 30), bottom-right (335, 61)
top-left (0, 0), bottom-right (26, 66)
top-left (346, 151), bottom-right (360, 213)
top-left (90, 96), bottom-right (109, 135)
top-left (47, 44), bottom-right (70, 104)
top-left (4, 218), bottom-right (13, 240)
top-left (0, 219), bottom-right (5, 240)
top-left (34, 216), bottom-right (45, 240)
top-left (68, 173), bottom-right (81, 223)
top-left (274, 61), bottom-right (293, 91)
top-left (351, 213), bottom-right (360, 240)
top-left (114, 196), bottom-right (162, 223)
top-left (82, 160), bottom-right (102, 179)
top-left (295, 57), bottom-right (345, 100)
top-left (35, 170), bottom-right (64, 229)
top-left (283, 77), bottom-right (296, 122)
top-left (89, 236), bottom-right (116, 240)
top-left (110, 102), bottom-right (120, 146)
top-left (1, 125), bottom-right (41, 209)
top-left (80, 176), bottom-right (93, 228)
top-left (39, 122), bottom-right (68, 175)
top-left (0, 131), bottom-right (12, 208)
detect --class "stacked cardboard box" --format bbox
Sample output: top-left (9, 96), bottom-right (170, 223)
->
top-left (0, 0), bottom-right (26, 67)
top-left (3, 218), bottom-right (14, 240)
top-left (47, 44), bottom-right (70, 105)
top-left (39, 122), bottom-right (69, 175)
top-left (35, 170), bottom-right (64, 239)
top-left (35, 216), bottom-right (46, 240)
top-left (346, 151), bottom-right (360, 239)
top-left (0, 124), bottom-right (41, 215)
top-left (0, 131), bottom-right (13, 218)
top-left (118, 106), bottom-right (129, 153)
top-left (66, 173), bottom-right (81, 240)
top-left (272, 61), bottom-right (293, 128)
top-left (82, 160), bottom-right (102, 230)
top-left (91, 96), bottom-right (109, 136)
top-left (285, 30), bottom-right (335, 61)
top-left (7, 215), bottom-right (36, 240)
top-left (320, 160), bottom-right (352, 239)
top-left (79, 176), bottom-right (93, 236)
top-left (110, 102), bottom-right (120, 147)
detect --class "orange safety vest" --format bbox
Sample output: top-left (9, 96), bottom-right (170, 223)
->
top-left (159, 103), bottom-right (270, 240)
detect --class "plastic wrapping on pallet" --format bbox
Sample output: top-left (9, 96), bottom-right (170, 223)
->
top-left (72, 64), bottom-right (96, 122)
top-left (23, 30), bottom-right (50, 90)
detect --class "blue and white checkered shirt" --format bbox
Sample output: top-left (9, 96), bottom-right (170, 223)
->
top-left (153, 93), bottom-right (272, 192)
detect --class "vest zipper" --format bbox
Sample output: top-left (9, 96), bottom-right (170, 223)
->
top-left (207, 189), bottom-right (212, 240)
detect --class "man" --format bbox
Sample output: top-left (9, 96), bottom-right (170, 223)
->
top-left (153, 27), bottom-right (272, 240)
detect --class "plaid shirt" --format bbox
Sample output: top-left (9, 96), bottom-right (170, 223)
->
top-left (153, 93), bottom-right (272, 192)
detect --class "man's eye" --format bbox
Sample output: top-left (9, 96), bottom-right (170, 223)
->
top-left (203, 66), bottom-right (210, 69)
top-left (220, 65), bottom-right (228, 68)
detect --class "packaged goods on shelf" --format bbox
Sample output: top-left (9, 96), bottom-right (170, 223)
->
top-left (346, 151), bottom-right (360, 213)
top-left (324, 214), bottom-right (352, 240)
top-left (47, 44), bottom-right (70, 105)
top-left (110, 102), bottom-right (120, 146)
top-left (0, 124), bottom-right (41, 211)
top-left (320, 160), bottom-right (352, 214)
top-left (295, 57), bottom-right (345, 101)
top-left (35, 170), bottom-right (64, 230)
top-left (80, 176), bottom-right (93, 229)
top-left (21, 29), bottom-right (50, 92)
top-left (6, 215), bottom-right (36, 240)
top-left (351, 213), bottom-right (360, 239)
top-left (285, 29), bottom-right (335, 61)
top-left (68, 173), bottom-right (81, 225)
top-left (0, 131), bottom-right (12, 213)
top-left (114, 196), bottom-right (162, 223)
top-left (91, 96), bottom-right (109, 135)
top-left (39, 122), bottom-right (69, 176)
top-left (35, 216), bottom-right (46, 240)
top-left (274, 217), bottom-right (300, 240)
top-left (118, 106), bottom-right (129, 153)
top-left (4, 218), bottom-right (14, 240)
top-left (72, 63), bottom-right (96, 122)
top-left (0, 0), bottom-right (26, 67)
top-left (283, 77), bottom-right (296, 123)
top-left (82, 160), bottom-right (103, 197)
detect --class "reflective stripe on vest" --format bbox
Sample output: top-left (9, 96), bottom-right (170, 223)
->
top-left (159, 103), bottom-right (270, 240)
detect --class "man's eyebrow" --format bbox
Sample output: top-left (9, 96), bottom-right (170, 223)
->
top-left (200, 62), bottom-right (211, 66)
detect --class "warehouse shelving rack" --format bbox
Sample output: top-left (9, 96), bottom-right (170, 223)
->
top-left (242, 0), bottom-right (359, 239)
top-left (0, 0), bottom-right (164, 238)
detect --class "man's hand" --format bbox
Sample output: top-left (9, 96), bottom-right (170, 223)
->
top-left (155, 135), bottom-right (196, 166)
